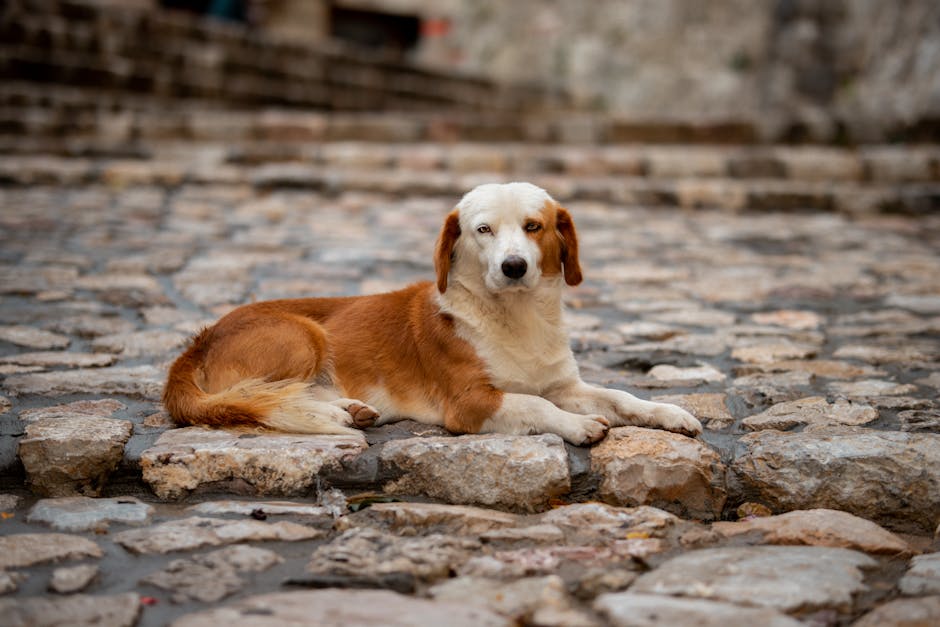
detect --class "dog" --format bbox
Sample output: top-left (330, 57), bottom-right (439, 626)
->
top-left (163, 182), bottom-right (702, 445)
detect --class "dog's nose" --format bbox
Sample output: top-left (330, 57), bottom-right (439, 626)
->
top-left (501, 255), bottom-right (528, 279)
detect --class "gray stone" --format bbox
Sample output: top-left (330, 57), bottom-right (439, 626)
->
top-left (853, 596), bottom-right (940, 627)
top-left (431, 576), bottom-right (594, 626)
top-left (750, 310), bottom-right (823, 330)
top-left (91, 329), bottom-right (188, 358)
top-left (114, 516), bottom-right (321, 554)
top-left (899, 553), bottom-right (940, 596)
top-left (712, 509), bottom-right (913, 555)
top-left (307, 527), bottom-right (479, 581)
top-left (141, 427), bottom-right (368, 499)
top-left (631, 546), bottom-right (876, 612)
top-left (651, 393), bottom-right (735, 430)
top-left (170, 589), bottom-right (508, 627)
top-left (886, 294), bottom-right (940, 314)
top-left (741, 397), bottom-right (878, 431)
top-left (538, 503), bottom-right (680, 540)
top-left (0, 352), bottom-right (116, 368)
top-left (0, 571), bottom-right (27, 595)
top-left (732, 371), bottom-right (813, 406)
top-left (50, 315), bottom-right (136, 338)
top-left (0, 325), bottom-right (70, 349)
top-left (19, 399), bottom-right (126, 423)
top-left (338, 501), bottom-right (520, 536)
top-left (4, 365), bottom-right (164, 399)
top-left (49, 564), bottom-right (98, 594)
top-left (187, 500), bottom-right (332, 519)
top-left (591, 427), bottom-right (726, 520)
top-left (828, 379), bottom-right (918, 398)
top-left (731, 428), bottom-right (940, 533)
top-left (142, 545), bottom-right (282, 603)
top-left (380, 434), bottom-right (570, 512)
top-left (19, 416), bottom-right (133, 497)
top-left (0, 593), bottom-right (140, 627)
top-left (0, 533), bottom-right (102, 569)
top-left (899, 410), bottom-right (940, 433)
top-left (648, 363), bottom-right (726, 382)
top-left (731, 342), bottom-right (817, 364)
top-left (28, 497), bottom-right (154, 532)
top-left (460, 541), bottom-right (666, 580)
top-left (595, 593), bottom-right (803, 627)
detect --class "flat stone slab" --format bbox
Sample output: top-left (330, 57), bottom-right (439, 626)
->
top-left (0, 352), bottom-right (116, 368)
top-left (731, 427), bottom-right (940, 533)
top-left (171, 589), bottom-right (508, 627)
top-left (712, 508), bottom-right (912, 555)
top-left (590, 427), bottom-right (726, 520)
top-left (741, 396), bottom-right (878, 431)
top-left (379, 434), bottom-right (570, 512)
top-left (631, 546), bottom-right (876, 613)
top-left (140, 427), bottom-right (368, 499)
top-left (0, 593), bottom-right (140, 627)
top-left (899, 552), bottom-right (940, 595)
top-left (18, 416), bottom-right (133, 497)
top-left (27, 496), bottom-right (154, 532)
top-left (19, 399), bottom-right (126, 422)
top-left (854, 596), bottom-right (940, 627)
top-left (651, 393), bottom-right (735, 430)
top-left (49, 564), bottom-right (98, 594)
top-left (338, 501), bottom-right (521, 535)
top-left (186, 499), bottom-right (332, 518)
top-left (3, 365), bottom-right (164, 399)
top-left (0, 533), bottom-right (102, 569)
top-left (114, 516), bottom-right (322, 554)
top-left (0, 325), bottom-right (70, 349)
top-left (595, 592), bottom-right (803, 627)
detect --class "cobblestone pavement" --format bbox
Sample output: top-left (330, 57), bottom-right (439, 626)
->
top-left (0, 146), bottom-right (939, 626)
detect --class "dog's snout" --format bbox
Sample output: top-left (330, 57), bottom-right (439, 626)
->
top-left (501, 255), bottom-right (528, 280)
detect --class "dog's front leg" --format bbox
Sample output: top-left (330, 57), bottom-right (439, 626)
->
top-left (478, 393), bottom-right (610, 446)
top-left (544, 381), bottom-right (702, 437)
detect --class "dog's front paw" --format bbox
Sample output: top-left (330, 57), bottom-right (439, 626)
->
top-left (650, 403), bottom-right (702, 437)
top-left (331, 399), bottom-right (380, 428)
top-left (569, 414), bottom-right (610, 446)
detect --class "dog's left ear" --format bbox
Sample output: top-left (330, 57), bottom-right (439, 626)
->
top-left (434, 210), bottom-right (461, 293)
top-left (556, 206), bottom-right (582, 286)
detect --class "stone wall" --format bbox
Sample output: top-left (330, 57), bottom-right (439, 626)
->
top-left (0, 0), bottom-right (564, 113)
top-left (413, 0), bottom-right (940, 142)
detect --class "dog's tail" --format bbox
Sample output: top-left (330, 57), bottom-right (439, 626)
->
top-left (162, 332), bottom-right (358, 435)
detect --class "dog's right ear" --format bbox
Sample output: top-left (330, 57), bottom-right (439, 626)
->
top-left (434, 210), bottom-right (461, 293)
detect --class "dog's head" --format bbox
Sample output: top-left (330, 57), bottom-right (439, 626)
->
top-left (435, 182), bottom-right (582, 294)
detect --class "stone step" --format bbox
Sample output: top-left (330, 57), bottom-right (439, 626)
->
top-left (0, 154), bottom-right (937, 213)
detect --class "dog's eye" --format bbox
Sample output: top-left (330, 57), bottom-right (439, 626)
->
top-left (476, 225), bottom-right (492, 234)
top-left (525, 222), bottom-right (542, 232)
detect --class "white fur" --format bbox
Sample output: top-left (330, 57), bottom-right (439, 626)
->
top-left (437, 182), bottom-right (702, 444)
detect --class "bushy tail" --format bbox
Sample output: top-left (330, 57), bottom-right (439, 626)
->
top-left (162, 339), bottom-right (358, 435)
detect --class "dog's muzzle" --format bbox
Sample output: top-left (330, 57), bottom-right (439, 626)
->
top-left (501, 255), bottom-right (528, 280)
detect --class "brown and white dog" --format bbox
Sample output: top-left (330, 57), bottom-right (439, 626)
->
top-left (163, 182), bottom-right (702, 445)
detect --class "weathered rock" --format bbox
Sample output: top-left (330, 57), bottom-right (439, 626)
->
top-left (4, 365), bottom-right (164, 399)
top-left (0, 325), bottom-right (70, 349)
top-left (0, 493), bottom-right (20, 510)
top-left (595, 593), bottom-right (804, 627)
top-left (431, 576), bottom-right (594, 626)
top-left (712, 509), bottom-right (913, 555)
top-left (114, 516), bottom-right (321, 554)
top-left (461, 541), bottom-right (665, 579)
top-left (28, 497), bottom-right (154, 532)
top-left (741, 397), bottom-right (878, 431)
top-left (732, 370), bottom-right (813, 406)
top-left (75, 273), bottom-right (166, 306)
top-left (647, 363), bottom-right (726, 382)
top-left (49, 564), bottom-right (99, 594)
top-left (50, 315), bottom-right (136, 338)
top-left (574, 569), bottom-right (639, 599)
top-left (19, 399), bottom-right (126, 422)
top-left (91, 329), bottom-right (188, 358)
top-left (338, 501), bottom-right (520, 535)
top-left (0, 571), bottom-right (27, 595)
top-left (731, 342), bottom-right (817, 364)
top-left (631, 546), bottom-right (876, 612)
top-left (740, 359), bottom-right (885, 380)
top-left (651, 393), bottom-right (735, 430)
top-left (0, 352), bottom-right (116, 368)
top-left (480, 524), bottom-right (566, 546)
top-left (0, 533), bottom-right (102, 569)
top-left (591, 427), bottom-right (726, 520)
top-left (833, 344), bottom-right (938, 365)
top-left (142, 545), bottom-right (283, 603)
top-left (307, 527), bottom-right (479, 582)
top-left (751, 310), bottom-right (823, 330)
top-left (731, 428), bottom-right (940, 533)
top-left (187, 499), bottom-right (332, 519)
top-left (899, 553), bottom-right (940, 596)
top-left (853, 596), bottom-right (940, 627)
top-left (0, 395), bottom-right (10, 414)
top-left (828, 379), bottom-right (918, 398)
top-left (380, 434), bottom-right (570, 511)
top-left (170, 589), bottom-right (508, 627)
top-left (18, 416), bottom-right (133, 497)
top-left (899, 410), bottom-right (940, 433)
top-left (140, 427), bottom-right (367, 499)
top-left (538, 503), bottom-right (680, 540)
top-left (0, 593), bottom-right (140, 627)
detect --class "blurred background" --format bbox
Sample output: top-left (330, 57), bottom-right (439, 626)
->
top-left (2, 0), bottom-right (939, 145)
